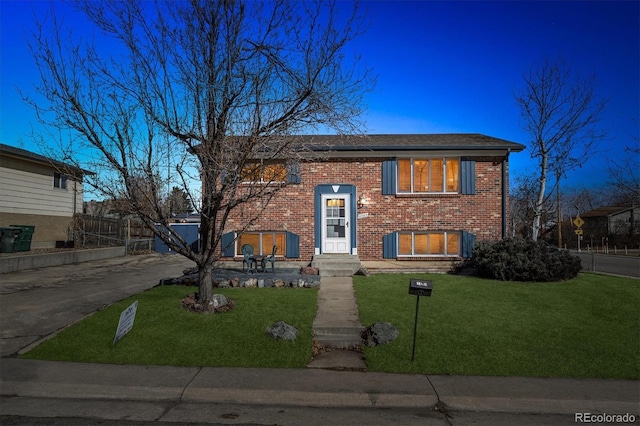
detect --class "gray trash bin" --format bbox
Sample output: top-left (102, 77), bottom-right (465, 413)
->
top-left (0, 227), bottom-right (22, 253)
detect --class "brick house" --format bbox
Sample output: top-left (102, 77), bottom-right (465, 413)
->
top-left (220, 134), bottom-right (525, 271)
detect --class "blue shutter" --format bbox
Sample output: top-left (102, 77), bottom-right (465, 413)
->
top-left (221, 232), bottom-right (235, 257)
top-left (461, 231), bottom-right (476, 258)
top-left (382, 232), bottom-right (398, 258)
top-left (460, 159), bottom-right (476, 195)
top-left (286, 231), bottom-right (300, 258)
top-left (287, 162), bottom-right (301, 184)
top-left (381, 159), bottom-right (397, 195)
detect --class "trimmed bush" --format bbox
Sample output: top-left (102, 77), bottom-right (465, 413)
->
top-left (471, 238), bottom-right (582, 282)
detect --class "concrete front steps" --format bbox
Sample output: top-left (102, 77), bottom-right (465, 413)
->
top-left (311, 254), bottom-right (361, 277)
top-left (311, 276), bottom-right (364, 349)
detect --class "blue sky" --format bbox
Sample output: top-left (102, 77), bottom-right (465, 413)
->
top-left (1, 1), bottom-right (638, 192)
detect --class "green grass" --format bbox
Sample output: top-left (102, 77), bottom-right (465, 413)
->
top-left (22, 273), bottom-right (640, 379)
top-left (22, 286), bottom-right (318, 368)
top-left (354, 273), bottom-right (640, 379)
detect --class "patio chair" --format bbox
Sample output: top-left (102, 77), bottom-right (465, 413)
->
top-left (264, 245), bottom-right (277, 272)
top-left (241, 244), bottom-right (256, 273)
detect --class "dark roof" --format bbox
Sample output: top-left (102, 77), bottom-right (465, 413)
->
top-left (293, 133), bottom-right (525, 152)
top-left (582, 205), bottom-right (636, 218)
top-left (0, 143), bottom-right (93, 176)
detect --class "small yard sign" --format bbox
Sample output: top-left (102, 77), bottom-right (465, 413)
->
top-left (113, 301), bottom-right (138, 344)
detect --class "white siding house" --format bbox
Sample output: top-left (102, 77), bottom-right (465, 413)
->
top-left (0, 144), bottom-right (91, 248)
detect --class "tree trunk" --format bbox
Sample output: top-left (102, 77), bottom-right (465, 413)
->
top-left (198, 262), bottom-right (214, 306)
top-left (531, 151), bottom-right (548, 241)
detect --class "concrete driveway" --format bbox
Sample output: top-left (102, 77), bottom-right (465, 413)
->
top-left (0, 253), bottom-right (195, 357)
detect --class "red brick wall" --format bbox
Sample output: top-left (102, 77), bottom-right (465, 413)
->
top-left (224, 156), bottom-right (509, 262)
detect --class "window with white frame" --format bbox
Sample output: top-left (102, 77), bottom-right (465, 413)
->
top-left (398, 231), bottom-right (460, 256)
top-left (235, 232), bottom-right (285, 256)
top-left (241, 162), bottom-right (287, 184)
top-left (397, 158), bottom-right (459, 193)
top-left (53, 172), bottom-right (68, 189)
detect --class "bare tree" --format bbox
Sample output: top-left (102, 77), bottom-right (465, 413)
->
top-left (514, 59), bottom-right (606, 241)
top-left (606, 127), bottom-right (640, 205)
top-left (510, 174), bottom-right (538, 239)
top-left (25, 0), bottom-right (373, 308)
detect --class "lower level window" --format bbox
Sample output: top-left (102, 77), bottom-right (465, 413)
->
top-left (236, 232), bottom-right (285, 256)
top-left (398, 231), bottom-right (459, 256)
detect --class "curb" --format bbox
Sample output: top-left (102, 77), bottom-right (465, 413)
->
top-left (1, 359), bottom-right (638, 415)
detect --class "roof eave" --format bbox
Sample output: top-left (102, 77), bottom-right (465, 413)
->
top-left (308, 144), bottom-right (525, 152)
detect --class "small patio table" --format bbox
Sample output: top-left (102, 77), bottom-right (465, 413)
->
top-left (252, 255), bottom-right (266, 273)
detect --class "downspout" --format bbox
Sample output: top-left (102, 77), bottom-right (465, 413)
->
top-left (502, 150), bottom-right (510, 239)
top-left (73, 179), bottom-right (77, 215)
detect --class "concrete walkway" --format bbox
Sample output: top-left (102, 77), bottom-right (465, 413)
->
top-left (2, 358), bottom-right (638, 421)
top-left (307, 276), bottom-right (366, 370)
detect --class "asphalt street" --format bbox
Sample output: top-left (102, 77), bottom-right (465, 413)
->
top-left (574, 251), bottom-right (640, 278)
top-left (0, 401), bottom-right (580, 426)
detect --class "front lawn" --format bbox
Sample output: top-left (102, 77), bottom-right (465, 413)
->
top-left (22, 286), bottom-right (318, 368)
top-left (354, 273), bottom-right (639, 379)
top-left (22, 272), bottom-right (639, 379)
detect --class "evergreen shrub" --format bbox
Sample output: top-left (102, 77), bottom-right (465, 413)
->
top-left (471, 237), bottom-right (582, 281)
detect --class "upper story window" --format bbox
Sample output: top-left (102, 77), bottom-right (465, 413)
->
top-left (53, 172), bottom-right (68, 189)
top-left (397, 158), bottom-right (459, 193)
top-left (242, 162), bottom-right (287, 184)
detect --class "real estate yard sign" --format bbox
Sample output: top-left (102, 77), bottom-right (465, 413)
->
top-left (113, 301), bottom-right (138, 344)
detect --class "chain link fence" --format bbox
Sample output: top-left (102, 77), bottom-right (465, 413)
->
top-left (74, 214), bottom-right (155, 254)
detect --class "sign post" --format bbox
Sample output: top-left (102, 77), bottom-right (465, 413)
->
top-left (573, 216), bottom-right (584, 252)
top-left (408, 279), bottom-right (433, 362)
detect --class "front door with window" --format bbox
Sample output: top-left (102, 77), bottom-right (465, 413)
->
top-left (321, 194), bottom-right (350, 253)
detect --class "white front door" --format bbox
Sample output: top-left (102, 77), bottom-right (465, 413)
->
top-left (322, 194), bottom-right (350, 253)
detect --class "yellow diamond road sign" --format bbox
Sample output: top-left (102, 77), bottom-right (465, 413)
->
top-left (573, 216), bottom-right (584, 228)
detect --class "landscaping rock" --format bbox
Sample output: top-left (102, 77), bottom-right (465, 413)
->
top-left (181, 292), bottom-right (234, 314)
top-left (217, 279), bottom-right (231, 288)
top-left (304, 279), bottom-right (320, 288)
top-left (300, 266), bottom-right (319, 275)
top-left (243, 278), bottom-right (257, 288)
top-left (258, 279), bottom-right (265, 288)
top-left (355, 267), bottom-right (371, 276)
top-left (231, 277), bottom-right (239, 288)
top-left (274, 279), bottom-right (286, 288)
top-left (212, 294), bottom-right (228, 309)
top-left (362, 322), bottom-right (399, 347)
top-left (266, 320), bottom-right (298, 340)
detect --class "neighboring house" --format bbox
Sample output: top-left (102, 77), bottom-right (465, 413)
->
top-left (0, 143), bottom-right (92, 249)
top-left (219, 134), bottom-right (525, 270)
top-left (580, 205), bottom-right (639, 247)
